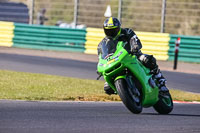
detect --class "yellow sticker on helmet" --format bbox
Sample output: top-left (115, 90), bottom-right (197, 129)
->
top-left (107, 17), bottom-right (114, 26)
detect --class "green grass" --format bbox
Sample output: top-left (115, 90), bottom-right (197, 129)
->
top-left (0, 70), bottom-right (119, 101)
top-left (0, 70), bottom-right (200, 102)
top-left (170, 90), bottom-right (200, 102)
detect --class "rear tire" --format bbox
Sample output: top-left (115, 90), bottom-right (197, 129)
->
top-left (115, 78), bottom-right (142, 114)
top-left (153, 92), bottom-right (173, 114)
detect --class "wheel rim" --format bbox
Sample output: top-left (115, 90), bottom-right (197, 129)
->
top-left (129, 87), bottom-right (141, 105)
top-left (161, 95), bottom-right (172, 107)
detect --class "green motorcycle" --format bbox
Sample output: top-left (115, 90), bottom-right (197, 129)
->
top-left (97, 39), bottom-right (173, 114)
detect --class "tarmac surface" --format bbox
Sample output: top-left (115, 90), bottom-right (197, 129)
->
top-left (0, 100), bottom-right (200, 133)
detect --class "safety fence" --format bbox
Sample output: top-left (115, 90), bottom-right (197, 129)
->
top-left (0, 21), bottom-right (14, 47)
top-left (169, 35), bottom-right (200, 63)
top-left (8, 0), bottom-right (200, 36)
top-left (0, 21), bottom-right (200, 63)
top-left (0, 21), bottom-right (86, 52)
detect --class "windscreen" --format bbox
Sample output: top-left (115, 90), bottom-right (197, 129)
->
top-left (101, 39), bottom-right (118, 59)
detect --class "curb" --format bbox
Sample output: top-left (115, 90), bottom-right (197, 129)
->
top-left (173, 100), bottom-right (200, 104)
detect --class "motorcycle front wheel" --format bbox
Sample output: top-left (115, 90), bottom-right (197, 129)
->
top-left (153, 91), bottom-right (173, 114)
top-left (115, 78), bottom-right (142, 114)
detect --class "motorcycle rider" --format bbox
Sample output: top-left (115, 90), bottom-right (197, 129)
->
top-left (98, 17), bottom-right (169, 95)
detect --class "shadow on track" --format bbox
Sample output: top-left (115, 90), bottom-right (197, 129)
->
top-left (142, 113), bottom-right (200, 117)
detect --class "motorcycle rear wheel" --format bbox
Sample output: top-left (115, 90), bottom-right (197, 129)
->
top-left (115, 78), bottom-right (142, 114)
top-left (153, 91), bottom-right (173, 114)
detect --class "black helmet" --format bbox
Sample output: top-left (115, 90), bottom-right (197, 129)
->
top-left (103, 17), bottom-right (121, 39)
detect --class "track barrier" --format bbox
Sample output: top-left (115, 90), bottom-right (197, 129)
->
top-left (0, 21), bottom-right (199, 63)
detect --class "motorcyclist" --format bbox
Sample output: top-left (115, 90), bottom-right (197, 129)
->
top-left (97, 17), bottom-right (169, 95)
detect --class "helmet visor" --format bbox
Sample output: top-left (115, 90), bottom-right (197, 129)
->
top-left (104, 27), bottom-right (120, 38)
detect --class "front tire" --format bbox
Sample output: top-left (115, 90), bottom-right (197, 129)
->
top-left (115, 78), bottom-right (142, 114)
top-left (153, 92), bottom-right (173, 114)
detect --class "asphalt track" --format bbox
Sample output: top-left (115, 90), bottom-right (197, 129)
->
top-left (0, 53), bottom-right (199, 93)
top-left (0, 100), bottom-right (200, 133)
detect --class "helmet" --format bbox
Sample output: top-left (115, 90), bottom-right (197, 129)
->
top-left (103, 17), bottom-right (121, 39)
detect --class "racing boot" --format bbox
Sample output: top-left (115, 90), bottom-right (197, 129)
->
top-left (104, 82), bottom-right (115, 95)
top-left (151, 69), bottom-right (169, 92)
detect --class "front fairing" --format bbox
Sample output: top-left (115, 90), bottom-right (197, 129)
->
top-left (97, 40), bottom-right (129, 91)
top-left (97, 40), bottom-right (128, 75)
